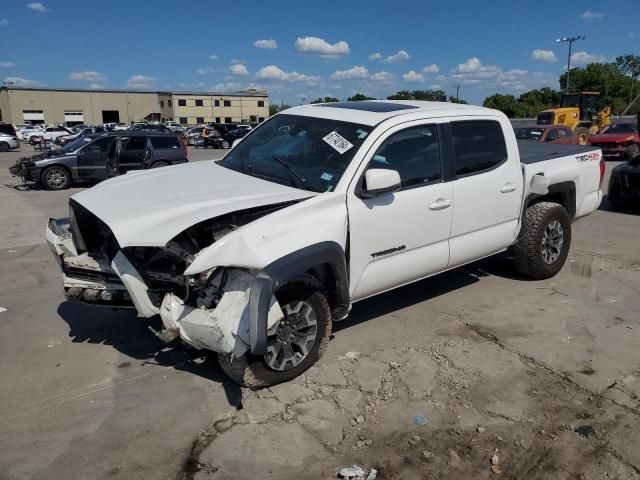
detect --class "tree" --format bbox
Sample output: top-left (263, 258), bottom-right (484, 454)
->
top-left (387, 89), bottom-right (446, 101)
top-left (483, 93), bottom-right (522, 118)
top-left (347, 93), bottom-right (376, 101)
top-left (616, 54), bottom-right (640, 105)
top-left (448, 96), bottom-right (468, 104)
top-left (269, 103), bottom-right (292, 116)
top-left (310, 96), bottom-right (339, 104)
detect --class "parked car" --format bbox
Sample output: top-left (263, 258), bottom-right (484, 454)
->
top-left (27, 126), bottom-right (74, 144)
top-left (0, 123), bottom-right (18, 137)
top-left (588, 121), bottom-right (639, 158)
top-left (112, 123), bottom-right (130, 131)
top-left (514, 125), bottom-right (577, 144)
top-left (185, 126), bottom-right (204, 146)
top-left (130, 124), bottom-right (173, 133)
top-left (607, 144), bottom-right (640, 209)
top-left (0, 131), bottom-right (20, 151)
top-left (206, 123), bottom-right (250, 147)
top-left (57, 126), bottom-right (106, 146)
top-left (9, 132), bottom-right (188, 190)
top-left (44, 101), bottom-right (604, 386)
top-left (16, 125), bottom-right (44, 140)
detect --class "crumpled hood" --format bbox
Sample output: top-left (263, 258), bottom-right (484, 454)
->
top-left (71, 161), bottom-right (314, 247)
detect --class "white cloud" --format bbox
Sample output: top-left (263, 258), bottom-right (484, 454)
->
top-left (255, 65), bottom-right (322, 85)
top-left (213, 82), bottom-right (243, 92)
top-left (229, 64), bottom-right (249, 76)
top-left (126, 74), bottom-right (156, 89)
top-left (294, 36), bottom-right (350, 58)
top-left (88, 83), bottom-right (104, 89)
top-left (0, 62), bottom-right (16, 68)
top-left (369, 71), bottom-right (395, 83)
top-left (4, 76), bottom-right (40, 87)
top-left (382, 50), bottom-right (410, 63)
top-left (368, 52), bottom-right (382, 61)
top-left (422, 64), bottom-right (439, 74)
top-left (209, 53), bottom-right (218, 60)
top-left (451, 57), bottom-right (534, 90)
top-left (402, 70), bottom-right (425, 82)
top-left (532, 49), bottom-right (557, 62)
top-left (230, 59), bottom-right (247, 64)
top-left (0, 19), bottom-right (8, 26)
top-left (570, 51), bottom-right (609, 65)
top-left (196, 67), bottom-right (214, 75)
top-left (330, 65), bottom-right (369, 80)
top-left (428, 84), bottom-right (442, 90)
top-left (581, 11), bottom-right (604, 22)
top-left (254, 39), bottom-right (277, 49)
top-left (629, 33), bottom-right (637, 39)
top-left (27, 2), bottom-right (48, 12)
top-left (68, 71), bottom-right (105, 82)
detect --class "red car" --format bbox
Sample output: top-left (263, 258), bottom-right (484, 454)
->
top-left (514, 125), bottom-right (578, 144)
top-left (589, 121), bottom-right (639, 158)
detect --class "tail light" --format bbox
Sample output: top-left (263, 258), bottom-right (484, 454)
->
top-left (179, 134), bottom-right (188, 158)
top-left (599, 155), bottom-right (605, 188)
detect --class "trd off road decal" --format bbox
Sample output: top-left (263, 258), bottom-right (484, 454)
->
top-left (576, 151), bottom-right (600, 162)
top-left (371, 245), bottom-right (406, 258)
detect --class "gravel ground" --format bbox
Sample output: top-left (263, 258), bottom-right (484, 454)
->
top-left (0, 143), bottom-right (639, 480)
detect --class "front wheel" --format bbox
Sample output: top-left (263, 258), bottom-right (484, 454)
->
top-left (513, 202), bottom-right (571, 279)
top-left (221, 140), bottom-right (230, 149)
top-left (218, 274), bottom-right (332, 389)
top-left (150, 161), bottom-right (169, 168)
top-left (41, 165), bottom-right (71, 190)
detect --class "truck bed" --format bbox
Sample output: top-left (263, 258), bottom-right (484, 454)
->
top-left (517, 140), bottom-right (599, 165)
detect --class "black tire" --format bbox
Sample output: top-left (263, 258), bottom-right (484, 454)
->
top-left (513, 202), bottom-right (572, 280)
top-left (218, 274), bottom-right (332, 389)
top-left (221, 140), bottom-right (230, 149)
top-left (575, 127), bottom-right (589, 146)
top-left (0, 142), bottom-right (9, 152)
top-left (41, 165), bottom-right (71, 190)
top-left (150, 161), bottom-right (169, 168)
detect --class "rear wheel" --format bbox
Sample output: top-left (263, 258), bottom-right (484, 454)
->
top-left (0, 142), bottom-right (9, 152)
top-left (513, 202), bottom-right (571, 279)
top-left (41, 165), bottom-right (71, 190)
top-left (150, 161), bottom-right (169, 168)
top-left (218, 274), bottom-right (332, 388)
top-left (221, 140), bottom-right (230, 149)
top-left (575, 127), bottom-right (589, 146)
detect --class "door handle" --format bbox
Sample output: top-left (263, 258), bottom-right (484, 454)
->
top-left (428, 198), bottom-right (452, 210)
top-left (500, 183), bottom-right (517, 193)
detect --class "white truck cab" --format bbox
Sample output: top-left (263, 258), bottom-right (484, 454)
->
top-left (46, 101), bottom-right (604, 387)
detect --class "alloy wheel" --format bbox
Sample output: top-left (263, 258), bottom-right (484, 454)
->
top-left (541, 220), bottom-right (564, 264)
top-left (46, 168), bottom-right (68, 189)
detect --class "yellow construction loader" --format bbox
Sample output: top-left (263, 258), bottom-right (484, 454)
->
top-left (536, 92), bottom-right (612, 145)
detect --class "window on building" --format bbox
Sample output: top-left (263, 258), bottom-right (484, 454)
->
top-left (168, 100), bottom-right (172, 107)
top-left (214, 100), bottom-right (220, 107)
top-left (224, 117), bottom-right (232, 123)
top-left (196, 117), bottom-right (205, 124)
top-left (215, 117), bottom-right (221, 123)
top-left (195, 99), bottom-right (203, 107)
top-left (258, 117), bottom-right (265, 123)
top-left (150, 136), bottom-right (181, 149)
top-left (451, 120), bottom-right (507, 177)
top-left (367, 125), bottom-right (441, 189)
top-left (179, 117), bottom-right (188, 124)
top-left (250, 115), bottom-right (257, 123)
top-left (160, 100), bottom-right (164, 108)
top-left (223, 100), bottom-right (231, 107)
top-left (257, 100), bottom-right (265, 107)
top-left (178, 99), bottom-right (187, 106)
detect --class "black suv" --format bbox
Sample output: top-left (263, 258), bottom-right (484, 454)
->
top-left (9, 132), bottom-right (188, 190)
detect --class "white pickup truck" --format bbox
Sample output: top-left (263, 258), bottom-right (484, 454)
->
top-left (46, 101), bottom-right (604, 387)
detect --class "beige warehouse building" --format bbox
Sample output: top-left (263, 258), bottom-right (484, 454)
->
top-left (0, 86), bottom-right (269, 126)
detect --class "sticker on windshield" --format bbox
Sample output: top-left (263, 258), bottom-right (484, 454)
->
top-left (320, 172), bottom-right (334, 182)
top-left (323, 131), bottom-right (354, 154)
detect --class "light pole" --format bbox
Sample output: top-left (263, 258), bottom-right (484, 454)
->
top-left (556, 35), bottom-right (585, 94)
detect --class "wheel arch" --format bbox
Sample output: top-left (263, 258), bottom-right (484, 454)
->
top-left (248, 241), bottom-right (349, 356)
top-left (524, 181), bottom-right (576, 220)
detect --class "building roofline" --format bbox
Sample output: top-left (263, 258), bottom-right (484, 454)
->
top-left (0, 85), bottom-right (268, 97)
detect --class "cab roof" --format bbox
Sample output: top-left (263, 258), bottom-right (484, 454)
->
top-left (285, 100), bottom-right (498, 126)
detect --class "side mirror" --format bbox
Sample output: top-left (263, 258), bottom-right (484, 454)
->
top-left (360, 169), bottom-right (402, 198)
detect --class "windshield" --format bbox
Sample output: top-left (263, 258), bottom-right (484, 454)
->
top-left (515, 127), bottom-right (546, 140)
top-left (601, 123), bottom-right (636, 134)
top-left (220, 114), bottom-right (371, 193)
top-left (56, 136), bottom-right (93, 154)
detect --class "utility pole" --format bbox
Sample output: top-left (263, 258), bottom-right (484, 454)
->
top-left (456, 86), bottom-right (460, 102)
top-left (556, 35), bottom-right (585, 94)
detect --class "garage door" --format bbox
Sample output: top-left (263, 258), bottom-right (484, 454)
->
top-left (64, 111), bottom-right (84, 122)
top-left (23, 110), bottom-right (44, 121)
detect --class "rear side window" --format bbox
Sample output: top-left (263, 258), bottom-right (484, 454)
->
top-left (451, 120), bottom-right (507, 177)
top-left (124, 136), bottom-right (147, 150)
top-left (150, 136), bottom-right (180, 149)
top-left (368, 125), bottom-right (441, 189)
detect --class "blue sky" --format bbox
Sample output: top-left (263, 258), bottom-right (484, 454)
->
top-left (0, 0), bottom-right (638, 105)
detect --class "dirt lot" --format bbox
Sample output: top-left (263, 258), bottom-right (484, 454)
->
top-left (1, 143), bottom-right (639, 480)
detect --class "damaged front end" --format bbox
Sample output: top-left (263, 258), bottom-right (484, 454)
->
top-left (46, 199), bottom-right (293, 356)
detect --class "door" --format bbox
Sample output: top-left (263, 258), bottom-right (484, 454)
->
top-left (448, 119), bottom-right (522, 267)
top-left (348, 123), bottom-right (454, 301)
top-left (118, 136), bottom-right (147, 172)
top-left (76, 137), bottom-right (115, 181)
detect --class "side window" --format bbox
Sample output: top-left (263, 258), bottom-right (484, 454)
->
top-left (367, 125), bottom-right (441, 189)
top-left (150, 136), bottom-right (180, 149)
top-left (559, 128), bottom-right (571, 138)
top-left (83, 137), bottom-right (113, 153)
top-left (124, 136), bottom-right (147, 151)
top-left (451, 120), bottom-right (507, 177)
top-left (545, 129), bottom-right (558, 142)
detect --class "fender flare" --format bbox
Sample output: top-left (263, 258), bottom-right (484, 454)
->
top-left (248, 241), bottom-right (349, 355)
